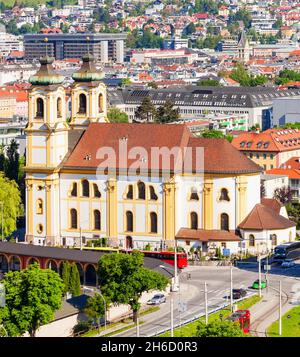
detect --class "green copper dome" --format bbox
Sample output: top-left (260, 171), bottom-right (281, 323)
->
top-left (29, 56), bottom-right (64, 86)
top-left (72, 53), bottom-right (105, 82)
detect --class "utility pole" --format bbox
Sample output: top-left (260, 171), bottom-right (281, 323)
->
top-left (204, 281), bottom-right (208, 325)
top-left (258, 254), bottom-right (262, 298)
top-left (170, 295), bottom-right (174, 337)
top-left (279, 281), bottom-right (282, 336)
top-left (230, 266), bottom-right (233, 311)
top-left (136, 315), bottom-right (140, 337)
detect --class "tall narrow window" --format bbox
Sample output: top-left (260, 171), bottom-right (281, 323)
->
top-left (271, 234), bottom-right (277, 246)
top-left (94, 210), bottom-right (101, 230)
top-left (190, 212), bottom-right (198, 230)
top-left (98, 93), bottom-right (103, 112)
top-left (220, 188), bottom-right (230, 201)
top-left (249, 234), bottom-right (255, 247)
top-left (150, 212), bottom-right (158, 233)
top-left (221, 213), bottom-right (229, 231)
top-left (126, 211), bottom-right (133, 232)
top-left (70, 209), bottom-right (78, 229)
top-left (149, 186), bottom-right (158, 200)
top-left (70, 182), bottom-right (77, 197)
top-left (36, 98), bottom-right (44, 118)
top-left (126, 185), bottom-right (133, 199)
top-left (138, 181), bottom-right (145, 200)
top-left (82, 179), bottom-right (89, 197)
top-left (93, 183), bottom-right (101, 198)
top-left (78, 93), bottom-right (87, 114)
top-left (36, 198), bottom-right (43, 214)
top-left (57, 97), bottom-right (62, 118)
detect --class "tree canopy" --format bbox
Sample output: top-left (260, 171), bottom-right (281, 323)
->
top-left (196, 320), bottom-right (245, 337)
top-left (107, 107), bottom-right (129, 123)
top-left (0, 263), bottom-right (64, 337)
top-left (135, 96), bottom-right (157, 123)
top-left (230, 63), bottom-right (267, 87)
top-left (0, 173), bottom-right (21, 237)
top-left (97, 252), bottom-right (169, 322)
top-left (155, 99), bottom-right (180, 124)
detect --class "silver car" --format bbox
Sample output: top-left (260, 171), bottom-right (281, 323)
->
top-left (147, 294), bottom-right (166, 305)
top-left (281, 259), bottom-right (295, 268)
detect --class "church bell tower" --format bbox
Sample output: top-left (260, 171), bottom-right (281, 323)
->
top-left (25, 55), bottom-right (68, 246)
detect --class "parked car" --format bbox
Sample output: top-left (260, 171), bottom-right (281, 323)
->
top-left (232, 288), bottom-right (247, 300)
top-left (252, 279), bottom-right (267, 289)
top-left (147, 294), bottom-right (166, 305)
top-left (281, 259), bottom-right (295, 268)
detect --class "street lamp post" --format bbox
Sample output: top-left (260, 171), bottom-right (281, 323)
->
top-left (204, 281), bottom-right (208, 325)
top-left (279, 281), bottom-right (282, 336)
top-left (170, 295), bottom-right (174, 337)
top-left (258, 254), bottom-right (262, 298)
top-left (83, 286), bottom-right (106, 335)
top-left (230, 266), bottom-right (233, 312)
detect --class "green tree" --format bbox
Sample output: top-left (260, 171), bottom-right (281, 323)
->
top-left (196, 320), bottom-right (245, 337)
top-left (194, 0), bottom-right (218, 14)
top-left (135, 96), bottom-right (157, 123)
top-left (98, 252), bottom-right (169, 323)
top-left (121, 78), bottom-right (132, 87)
top-left (197, 79), bottom-right (220, 86)
top-left (229, 9), bottom-right (252, 28)
top-left (107, 107), bottom-right (129, 123)
top-left (4, 139), bottom-right (19, 182)
top-left (6, 19), bottom-right (18, 35)
top-left (69, 263), bottom-right (81, 297)
top-left (155, 99), bottom-right (180, 124)
top-left (84, 293), bottom-right (107, 332)
top-left (184, 22), bottom-right (196, 35)
top-left (0, 145), bottom-right (5, 172)
top-left (61, 261), bottom-right (71, 295)
top-left (0, 263), bottom-right (63, 337)
top-left (202, 129), bottom-right (225, 139)
top-left (0, 173), bottom-right (21, 237)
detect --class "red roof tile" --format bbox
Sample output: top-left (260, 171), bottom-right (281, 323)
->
top-left (238, 203), bottom-right (295, 230)
top-left (176, 228), bottom-right (241, 242)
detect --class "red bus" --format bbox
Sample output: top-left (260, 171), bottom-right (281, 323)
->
top-left (139, 251), bottom-right (188, 269)
top-left (122, 250), bottom-right (188, 269)
top-left (226, 310), bottom-right (250, 334)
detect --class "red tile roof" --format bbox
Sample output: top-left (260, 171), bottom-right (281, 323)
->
top-left (232, 128), bottom-right (300, 153)
top-left (238, 203), bottom-right (295, 230)
top-left (266, 168), bottom-right (300, 179)
top-left (281, 156), bottom-right (300, 169)
top-left (175, 228), bottom-right (241, 242)
top-left (261, 198), bottom-right (282, 214)
top-left (63, 123), bottom-right (262, 174)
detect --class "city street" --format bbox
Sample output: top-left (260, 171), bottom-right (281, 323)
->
top-left (114, 262), bottom-right (300, 337)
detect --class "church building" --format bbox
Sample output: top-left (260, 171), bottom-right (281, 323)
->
top-left (25, 54), bottom-right (295, 256)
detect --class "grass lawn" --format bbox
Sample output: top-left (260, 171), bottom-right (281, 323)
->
top-left (267, 305), bottom-right (300, 337)
top-left (158, 294), bottom-right (262, 337)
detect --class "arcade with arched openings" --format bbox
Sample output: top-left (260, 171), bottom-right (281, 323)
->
top-left (45, 259), bottom-right (59, 273)
top-left (84, 264), bottom-right (97, 286)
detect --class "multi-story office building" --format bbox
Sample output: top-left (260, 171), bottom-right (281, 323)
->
top-left (24, 33), bottom-right (127, 63)
top-left (108, 86), bottom-right (300, 129)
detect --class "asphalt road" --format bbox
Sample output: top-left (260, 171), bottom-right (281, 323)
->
top-left (114, 262), bottom-right (300, 337)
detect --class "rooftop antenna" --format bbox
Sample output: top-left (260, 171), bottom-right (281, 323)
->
top-left (44, 37), bottom-right (49, 57)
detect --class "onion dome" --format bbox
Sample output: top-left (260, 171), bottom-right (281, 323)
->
top-left (29, 56), bottom-right (64, 86)
top-left (72, 53), bottom-right (105, 82)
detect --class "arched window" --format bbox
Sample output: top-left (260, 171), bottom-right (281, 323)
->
top-left (36, 98), bottom-right (44, 118)
top-left (126, 211), bottom-right (133, 232)
top-left (94, 210), bottom-right (101, 230)
top-left (150, 212), bottom-right (158, 233)
top-left (190, 212), bottom-right (198, 230)
top-left (82, 179), bottom-right (89, 197)
top-left (249, 234), bottom-right (255, 247)
top-left (36, 198), bottom-right (43, 214)
top-left (149, 186), bottom-right (158, 200)
top-left (271, 234), bottom-right (277, 246)
top-left (190, 187), bottom-right (199, 200)
top-left (57, 97), bottom-right (62, 118)
top-left (70, 182), bottom-right (77, 197)
top-left (78, 93), bottom-right (87, 114)
top-left (70, 208), bottom-right (78, 229)
top-left (221, 213), bottom-right (229, 231)
top-left (220, 188), bottom-right (230, 201)
top-left (126, 185), bottom-right (133, 199)
top-left (93, 184), bottom-right (101, 198)
top-left (98, 93), bottom-right (104, 113)
top-left (36, 224), bottom-right (43, 234)
top-left (28, 258), bottom-right (40, 266)
top-left (138, 181), bottom-right (145, 200)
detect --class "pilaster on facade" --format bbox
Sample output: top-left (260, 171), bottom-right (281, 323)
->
top-left (203, 178), bottom-right (214, 230)
top-left (163, 178), bottom-right (176, 241)
top-left (237, 176), bottom-right (248, 224)
top-left (106, 178), bottom-right (118, 242)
